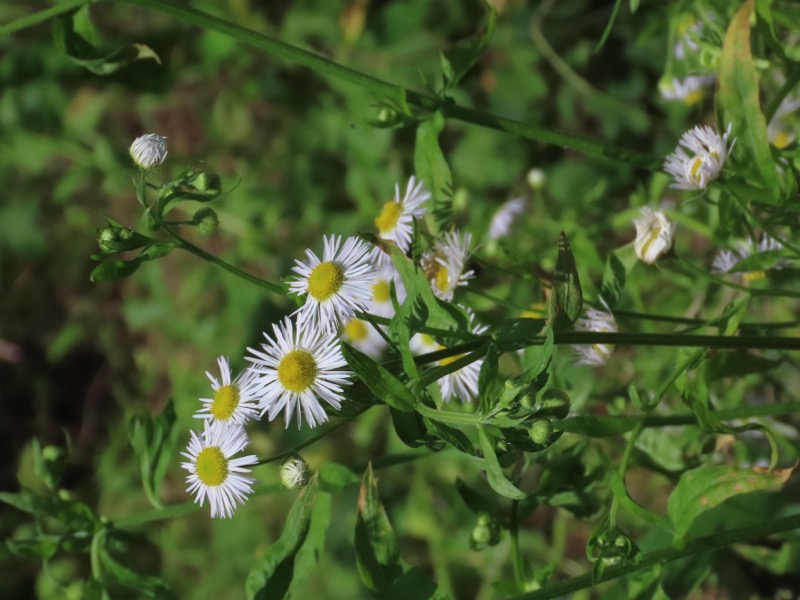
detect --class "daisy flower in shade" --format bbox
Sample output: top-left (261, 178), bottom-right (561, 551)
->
top-left (434, 309), bottom-right (488, 403)
top-left (129, 133), bottom-right (168, 170)
top-left (632, 207), bottom-right (675, 264)
top-left (194, 356), bottom-right (263, 426)
top-left (247, 317), bottom-right (351, 429)
top-left (289, 235), bottom-right (376, 332)
top-left (674, 17), bottom-right (703, 60)
top-left (663, 124), bottom-right (734, 190)
top-left (409, 332), bottom-right (440, 356)
top-left (181, 420), bottom-right (258, 519)
top-left (768, 96), bottom-right (800, 149)
top-left (712, 235), bottom-right (785, 282)
top-left (421, 230), bottom-right (475, 301)
top-left (659, 75), bottom-right (714, 105)
top-left (369, 264), bottom-right (406, 319)
top-left (374, 176), bottom-right (430, 256)
top-left (488, 197), bottom-right (527, 241)
top-left (341, 317), bottom-right (387, 358)
top-left (572, 303), bottom-right (617, 367)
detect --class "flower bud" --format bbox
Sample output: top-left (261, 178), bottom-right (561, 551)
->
top-left (96, 224), bottom-right (142, 254)
top-left (193, 171), bottom-right (222, 196)
top-left (528, 419), bottom-right (553, 446)
top-left (633, 207), bottom-right (675, 264)
top-left (129, 133), bottom-right (168, 170)
top-left (280, 456), bottom-right (309, 490)
top-left (470, 512), bottom-right (501, 550)
top-left (193, 208), bottom-right (220, 235)
top-left (538, 390), bottom-right (571, 419)
top-left (526, 168), bottom-right (546, 190)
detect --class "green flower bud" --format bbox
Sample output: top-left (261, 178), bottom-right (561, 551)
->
top-left (539, 390), bottom-right (571, 419)
top-left (470, 512), bottom-right (501, 550)
top-left (96, 225), bottom-right (140, 254)
top-left (193, 208), bottom-right (220, 235)
top-left (280, 456), bottom-right (309, 490)
top-left (193, 171), bottom-right (222, 196)
top-left (528, 419), bottom-right (553, 445)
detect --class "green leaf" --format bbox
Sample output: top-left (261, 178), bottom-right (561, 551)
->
top-left (97, 535), bottom-right (174, 598)
top-left (477, 426), bottom-right (526, 500)
top-left (414, 111), bottom-right (453, 233)
top-left (519, 326), bottom-right (554, 384)
top-left (390, 408), bottom-right (428, 448)
top-left (600, 246), bottom-right (636, 308)
top-left (455, 478), bottom-right (503, 517)
top-left (728, 249), bottom-right (786, 274)
top-left (90, 258), bottom-right (142, 281)
top-left (53, 7), bottom-right (160, 75)
top-left (342, 343), bottom-right (415, 412)
top-left (287, 491), bottom-right (332, 597)
top-left (128, 399), bottom-right (179, 509)
top-left (477, 343), bottom-right (500, 414)
top-left (6, 536), bottom-right (60, 560)
top-left (423, 418), bottom-right (473, 454)
top-left (355, 464), bottom-right (449, 599)
top-left (493, 318), bottom-right (547, 353)
top-left (440, 5), bottom-right (496, 91)
top-left (246, 477), bottom-right (319, 600)
top-left (548, 231), bottom-right (583, 331)
top-left (717, 0), bottom-right (781, 199)
top-left (0, 491), bottom-right (98, 531)
top-left (668, 463), bottom-right (795, 542)
top-left (607, 471), bottom-right (672, 532)
top-left (705, 350), bottom-right (781, 381)
top-left (319, 462), bottom-right (359, 493)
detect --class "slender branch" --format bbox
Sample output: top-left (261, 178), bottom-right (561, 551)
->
top-left (556, 331), bottom-right (800, 351)
top-left (506, 513), bottom-right (800, 600)
top-left (111, 0), bottom-right (659, 169)
top-left (256, 412), bottom-right (363, 466)
top-left (0, 0), bottom-right (89, 35)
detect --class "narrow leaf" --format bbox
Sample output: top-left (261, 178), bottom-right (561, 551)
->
top-left (440, 5), bottom-right (496, 90)
top-left (548, 232), bottom-right (583, 332)
top-left (342, 343), bottom-right (415, 412)
top-left (415, 111), bottom-right (453, 233)
top-left (477, 426), bottom-right (526, 500)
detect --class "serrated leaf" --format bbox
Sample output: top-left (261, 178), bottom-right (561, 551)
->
top-left (548, 232), bottom-right (583, 332)
top-left (477, 426), bottom-right (526, 500)
top-left (414, 111), bottom-right (453, 233)
top-left (717, 0), bottom-right (781, 199)
top-left (342, 343), bottom-right (415, 412)
top-left (667, 463), bottom-right (795, 542)
top-left (246, 477), bottom-right (319, 600)
top-left (53, 7), bottom-right (160, 75)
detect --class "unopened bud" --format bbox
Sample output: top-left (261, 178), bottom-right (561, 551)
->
top-left (280, 456), bottom-right (309, 490)
top-left (470, 513), bottom-right (501, 550)
top-left (193, 208), bottom-right (220, 235)
top-left (129, 133), bottom-right (168, 170)
top-left (539, 391), bottom-right (571, 419)
top-left (528, 419), bottom-right (553, 445)
top-left (527, 168), bottom-right (546, 190)
top-left (193, 172), bottom-right (222, 196)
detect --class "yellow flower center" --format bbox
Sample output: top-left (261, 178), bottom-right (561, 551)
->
top-left (743, 270), bottom-right (766, 282)
top-left (773, 131), bottom-right (792, 149)
top-left (372, 280), bottom-right (390, 303)
top-left (211, 384), bottom-right (240, 420)
top-left (196, 447), bottom-right (228, 486)
top-left (438, 345), bottom-right (464, 367)
top-left (684, 90), bottom-right (704, 106)
top-left (688, 155), bottom-right (704, 183)
top-left (375, 201), bottom-right (402, 234)
top-left (277, 349), bottom-right (318, 393)
top-left (307, 261), bottom-right (344, 301)
top-left (434, 265), bottom-right (450, 292)
top-left (344, 319), bottom-right (369, 341)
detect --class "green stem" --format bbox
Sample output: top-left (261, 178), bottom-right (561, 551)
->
top-left (160, 224), bottom-right (286, 296)
top-left (0, 0), bottom-right (90, 35)
top-left (111, 0), bottom-right (658, 169)
top-left (763, 63), bottom-right (800, 123)
top-left (669, 258), bottom-right (800, 299)
top-left (257, 412), bottom-right (362, 466)
top-left (506, 512), bottom-right (800, 600)
top-left (509, 500), bottom-right (527, 586)
top-left (555, 331), bottom-right (800, 350)
top-left (609, 417), bottom-right (647, 529)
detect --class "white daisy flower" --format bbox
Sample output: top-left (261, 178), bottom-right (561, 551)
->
top-left (247, 317), bottom-right (351, 429)
top-left (659, 75), bottom-right (714, 105)
top-left (434, 310), bottom-right (488, 403)
top-left (633, 207), bottom-right (675, 264)
top-left (712, 235), bottom-right (785, 282)
top-left (194, 356), bottom-right (263, 426)
top-left (488, 197), bottom-right (527, 241)
top-left (369, 264), bottom-right (406, 319)
top-left (341, 318), bottom-right (387, 358)
top-left (374, 176), bottom-right (430, 257)
top-left (421, 230), bottom-right (475, 301)
top-left (573, 304), bottom-right (617, 367)
top-left (180, 420), bottom-right (258, 519)
top-left (663, 124), bottom-right (734, 190)
top-left (129, 133), bottom-right (168, 169)
top-left (289, 235), bottom-right (376, 332)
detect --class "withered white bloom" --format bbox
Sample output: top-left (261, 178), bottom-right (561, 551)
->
top-left (194, 356), bottom-right (262, 426)
top-left (374, 176), bottom-right (430, 261)
top-left (663, 124), bottom-right (733, 190)
top-left (712, 235), bottom-right (785, 281)
top-left (659, 75), bottom-right (714, 105)
top-left (129, 133), bottom-right (168, 169)
top-left (633, 207), bottom-right (675, 264)
top-left (181, 420), bottom-right (257, 519)
top-left (289, 235), bottom-right (376, 332)
top-left (421, 230), bottom-right (475, 301)
top-left (488, 197), bottom-right (527, 241)
top-left (280, 456), bottom-right (309, 490)
top-left (573, 304), bottom-right (617, 367)
top-left (341, 317), bottom-right (387, 358)
top-left (247, 317), bottom-right (351, 429)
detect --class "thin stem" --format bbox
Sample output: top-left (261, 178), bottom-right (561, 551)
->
top-left (764, 64), bottom-right (800, 123)
top-left (111, 0), bottom-right (659, 169)
top-left (160, 224), bottom-right (286, 296)
top-left (509, 500), bottom-right (527, 585)
top-left (507, 512), bottom-right (800, 600)
top-left (669, 258), bottom-right (800, 299)
top-left (0, 0), bottom-right (89, 35)
top-left (556, 331), bottom-right (800, 351)
top-left (609, 417), bottom-right (648, 529)
top-left (256, 412), bottom-right (363, 466)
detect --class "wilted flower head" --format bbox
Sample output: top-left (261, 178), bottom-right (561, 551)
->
top-left (573, 304), bottom-right (617, 367)
top-left (659, 75), bottom-right (714, 105)
top-left (712, 235), bottom-right (785, 282)
top-left (421, 230), bottom-right (475, 301)
top-left (280, 456), bottom-right (309, 490)
top-left (488, 197), bottom-right (527, 241)
top-left (663, 124), bottom-right (733, 190)
top-left (633, 207), bottom-right (675, 264)
top-left (129, 133), bottom-right (168, 169)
